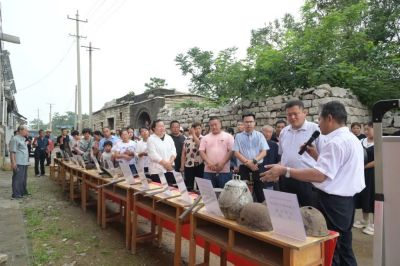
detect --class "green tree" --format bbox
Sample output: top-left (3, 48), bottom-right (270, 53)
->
top-left (176, 0), bottom-right (400, 107)
top-left (144, 77), bottom-right (168, 91)
top-left (175, 47), bottom-right (252, 103)
top-left (29, 119), bottom-right (47, 131)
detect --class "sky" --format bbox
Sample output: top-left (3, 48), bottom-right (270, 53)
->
top-left (2, 0), bottom-right (304, 124)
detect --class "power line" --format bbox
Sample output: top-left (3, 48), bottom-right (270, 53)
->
top-left (85, 0), bottom-right (120, 29)
top-left (19, 41), bottom-right (75, 92)
top-left (88, 0), bottom-right (128, 33)
top-left (85, 0), bottom-right (107, 19)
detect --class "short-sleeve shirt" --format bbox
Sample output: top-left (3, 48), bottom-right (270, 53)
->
top-left (9, 135), bottom-right (29, 165)
top-left (112, 140), bottom-right (136, 165)
top-left (313, 127), bottom-right (365, 196)
top-left (279, 120), bottom-right (324, 169)
top-left (99, 135), bottom-right (119, 152)
top-left (199, 131), bottom-right (234, 173)
top-left (233, 130), bottom-right (269, 165)
top-left (135, 140), bottom-right (149, 170)
top-left (183, 136), bottom-right (203, 167)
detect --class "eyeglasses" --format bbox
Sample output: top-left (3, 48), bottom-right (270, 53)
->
top-left (286, 112), bottom-right (303, 118)
top-left (243, 121), bottom-right (255, 124)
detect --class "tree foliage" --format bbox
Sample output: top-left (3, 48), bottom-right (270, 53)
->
top-left (144, 77), bottom-right (168, 91)
top-left (175, 0), bottom-right (400, 106)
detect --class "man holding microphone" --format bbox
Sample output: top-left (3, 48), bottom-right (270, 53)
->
top-left (261, 101), bottom-right (365, 266)
top-left (278, 100), bottom-right (323, 206)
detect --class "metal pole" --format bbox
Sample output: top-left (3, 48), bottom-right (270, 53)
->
top-left (89, 42), bottom-right (92, 128)
top-left (82, 42), bottom-right (99, 130)
top-left (37, 109), bottom-right (40, 130)
top-left (47, 103), bottom-right (54, 131)
top-left (76, 11), bottom-right (82, 131)
top-left (68, 10), bottom-right (87, 131)
top-left (74, 85), bottom-right (78, 130)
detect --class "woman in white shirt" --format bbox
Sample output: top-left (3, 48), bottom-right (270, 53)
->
top-left (353, 121), bottom-right (375, 235)
top-left (147, 120), bottom-right (177, 184)
top-left (135, 127), bottom-right (150, 177)
top-left (112, 128), bottom-right (137, 176)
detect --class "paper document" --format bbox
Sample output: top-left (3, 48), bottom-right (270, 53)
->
top-left (264, 190), bottom-right (306, 241)
top-left (173, 171), bottom-right (192, 204)
top-left (195, 177), bottom-right (223, 216)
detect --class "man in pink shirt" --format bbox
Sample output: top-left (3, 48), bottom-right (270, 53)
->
top-left (199, 117), bottom-right (234, 188)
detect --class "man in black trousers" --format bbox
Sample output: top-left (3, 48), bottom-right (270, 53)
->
top-left (33, 129), bottom-right (48, 176)
top-left (261, 101), bottom-right (365, 266)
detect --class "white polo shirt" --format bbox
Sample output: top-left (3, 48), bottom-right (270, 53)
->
top-left (147, 134), bottom-right (177, 175)
top-left (279, 120), bottom-right (323, 169)
top-left (312, 127), bottom-right (365, 196)
top-left (135, 139), bottom-right (149, 170)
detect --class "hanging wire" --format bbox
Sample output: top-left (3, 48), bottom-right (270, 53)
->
top-left (18, 40), bottom-right (75, 92)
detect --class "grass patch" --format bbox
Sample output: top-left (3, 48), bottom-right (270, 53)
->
top-left (24, 206), bottom-right (64, 265)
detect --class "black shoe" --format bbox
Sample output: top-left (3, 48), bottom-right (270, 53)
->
top-left (35, 174), bottom-right (41, 177)
top-left (11, 195), bottom-right (23, 200)
top-left (24, 192), bottom-right (32, 196)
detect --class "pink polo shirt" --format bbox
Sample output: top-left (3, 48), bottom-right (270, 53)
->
top-left (199, 131), bottom-right (234, 173)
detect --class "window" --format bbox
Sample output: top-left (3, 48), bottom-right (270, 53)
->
top-left (107, 118), bottom-right (114, 130)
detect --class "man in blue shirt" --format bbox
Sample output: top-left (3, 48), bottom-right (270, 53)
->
top-left (99, 126), bottom-right (119, 152)
top-left (233, 113), bottom-right (269, 202)
top-left (34, 129), bottom-right (48, 176)
top-left (9, 125), bottom-right (30, 198)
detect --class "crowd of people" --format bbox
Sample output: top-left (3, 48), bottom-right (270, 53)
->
top-left (9, 100), bottom-right (380, 266)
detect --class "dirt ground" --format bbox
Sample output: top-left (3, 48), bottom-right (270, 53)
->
top-left (0, 163), bottom-right (373, 266)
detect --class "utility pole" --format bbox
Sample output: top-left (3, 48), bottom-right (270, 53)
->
top-left (68, 10), bottom-right (87, 131)
top-left (74, 85), bottom-right (78, 130)
top-left (47, 103), bottom-right (54, 132)
top-left (37, 109), bottom-right (40, 130)
top-left (81, 42), bottom-right (99, 129)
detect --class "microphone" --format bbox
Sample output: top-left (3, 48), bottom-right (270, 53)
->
top-left (298, 131), bottom-right (320, 155)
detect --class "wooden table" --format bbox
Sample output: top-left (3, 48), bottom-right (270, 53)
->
top-left (101, 178), bottom-right (134, 249)
top-left (80, 169), bottom-right (109, 225)
top-left (131, 184), bottom-right (192, 266)
top-left (67, 164), bottom-right (84, 202)
top-left (189, 209), bottom-right (339, 266)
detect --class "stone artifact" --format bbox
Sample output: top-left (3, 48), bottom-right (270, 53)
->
top-left (237, 202), bottom-right (273, 231)
top-left (300, 206), bottom-right (329, 237)
top-left (218, 174), bottom-right (253, 220)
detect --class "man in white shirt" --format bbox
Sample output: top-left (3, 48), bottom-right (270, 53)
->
top-left (147, 120), bottom-right (177, 185)
top-left (278, 100), bottom-right (323, 206)
top-left (136, 127), bottom-right (150, 177)
top-left (261, 101), bottom-right (365, 266)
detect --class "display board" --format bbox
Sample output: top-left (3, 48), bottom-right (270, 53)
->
top-left (381, 137), bottom-right (400, 265)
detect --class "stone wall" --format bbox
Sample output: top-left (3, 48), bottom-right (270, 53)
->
top-left (91, 102), bottom-right (131, 131)
top-left (157, 84), bottom-right (372, 132)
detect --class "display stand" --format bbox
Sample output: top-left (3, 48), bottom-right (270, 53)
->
top-left (80, 169), bottom-right (109, 225)
top-left (372, 99), bottom-right (400, 266)
top-left (101, 179), bottom-right (133, 249)
top-left (131, 184), bottom-right (192, 266)
top-left (189, 209), bottom-right (338, 266)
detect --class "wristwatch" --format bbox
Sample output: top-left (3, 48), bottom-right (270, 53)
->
top-left (285, 167), bottom-right (291, 178)
top-left (252, 158), bottom-right (258, 165)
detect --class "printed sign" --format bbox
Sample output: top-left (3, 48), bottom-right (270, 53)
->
top-left (119, 162), bottom-right (135, 185)
top-left (157, 173), bottom-right (172, 196)
top-left (264, 190), bottom-right (306, 241)
top-left (195, 177), bottom-right (223, 216)
top-left (173, 171), bottom-right (192, 204)
top-left (137, 172), bottom-right (149, 189)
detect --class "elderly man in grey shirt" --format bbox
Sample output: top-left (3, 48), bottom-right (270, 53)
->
top-left (9, 125), bottom-right (30, 199)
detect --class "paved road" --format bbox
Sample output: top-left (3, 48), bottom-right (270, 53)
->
top-left (0, 169), bottom-right (31, 266)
